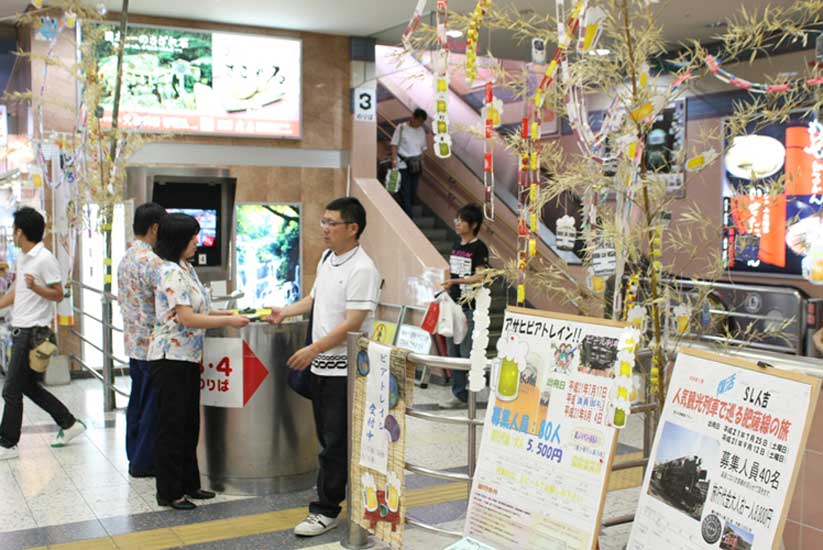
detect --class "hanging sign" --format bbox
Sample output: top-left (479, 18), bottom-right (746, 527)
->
top-left (627, 348), bottom-right (820, 550)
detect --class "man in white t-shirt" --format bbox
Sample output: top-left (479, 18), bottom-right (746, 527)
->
top-left (267, 197), bottom-right (381, 537)
top-left (391, 107), bottom-right (428, 217)
top-left (0, 208), bottom-right (86, 461)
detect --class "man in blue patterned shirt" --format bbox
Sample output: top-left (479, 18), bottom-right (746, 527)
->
top-left (116, 203), bottom-right (166, 477)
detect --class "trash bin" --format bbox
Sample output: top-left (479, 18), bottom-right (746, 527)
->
top-left (197, 320), bottom-right (318, 495)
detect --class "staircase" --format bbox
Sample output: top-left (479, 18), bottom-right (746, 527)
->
top-left (411, 202), bottom-right (511, 356)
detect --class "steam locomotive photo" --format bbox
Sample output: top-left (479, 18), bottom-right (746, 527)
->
top-left (649, 455), bottom-right (710, 521)
top-left (579, 335), bottom-right (618, 376)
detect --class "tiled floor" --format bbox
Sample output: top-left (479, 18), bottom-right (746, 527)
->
top-left (0, 374), bottom-right (647, 549)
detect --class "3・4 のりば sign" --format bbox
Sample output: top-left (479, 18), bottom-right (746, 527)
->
top-left (201, 338), bottom-right (269, 408)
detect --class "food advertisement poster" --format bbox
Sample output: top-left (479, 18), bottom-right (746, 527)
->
top-left (85, 22), bottom-right (302, 138)
top-left (628, 348), bottom-right (820, 550)
top-left (463, 307), bottom-right (628, 550)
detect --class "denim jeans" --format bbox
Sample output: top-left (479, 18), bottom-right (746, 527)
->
top-left (445, 308), bottom-right (474, 402)
top-left (0, 327), bottom-right (75, 447)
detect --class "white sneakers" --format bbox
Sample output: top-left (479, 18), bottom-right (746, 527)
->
top-left (0, 445), bottom-right (18, 461)
top-left (294, 513), bottom-right (340, 536)
top-left (50, 419), bottom-right (86, 448)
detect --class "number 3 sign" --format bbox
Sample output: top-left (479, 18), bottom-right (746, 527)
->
top-left (354, 87), bottom-right (376, 122)
top-left (201, 338), bottom-right (269, 408)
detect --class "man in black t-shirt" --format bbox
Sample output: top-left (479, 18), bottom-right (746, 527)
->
top-left (440, 204), bottom-right (489, 408)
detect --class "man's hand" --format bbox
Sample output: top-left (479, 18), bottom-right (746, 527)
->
top-left (266, 307), bottom-right (287, 325)
top-left (287, 343), bottom-right (319, 371)
top-left (24, 274), bottom-right (35, 289)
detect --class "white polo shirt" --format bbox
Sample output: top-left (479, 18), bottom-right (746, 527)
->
top-left (310, 246), bottom-right (381, 377)
top-left (12, 242), bottom-right (62, 328)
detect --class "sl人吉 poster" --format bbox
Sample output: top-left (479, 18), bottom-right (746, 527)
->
top-left (463, 307), bottom-right (630, 550)
top-left (628, 348), bottom-right (820, 550)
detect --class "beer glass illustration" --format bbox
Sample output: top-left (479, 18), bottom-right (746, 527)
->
top-left (385, 472), bottom-right (402, 513)
top-left (491, 355), bottom-right (521, 402)
top-left (362, 472), bottom-right (378, 512)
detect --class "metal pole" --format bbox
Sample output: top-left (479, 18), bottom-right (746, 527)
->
top-left (467, 384), bottom-right (477, 498)
top-left (101, 254), bottom-right (115, 412)
top-left (342, 331), bottom-right (372, 549)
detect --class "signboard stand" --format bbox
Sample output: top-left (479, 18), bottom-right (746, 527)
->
top-left (628, 348), bottom-right (820, 550)
top-left (456, 307), bottom-right (632, 550)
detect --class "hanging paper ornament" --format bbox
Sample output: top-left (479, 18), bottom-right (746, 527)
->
top-left (30, 0), bottom-right (43, 8)
top-left (684, 148), bottom-right (720, 172)
top-left (64, 11), bottom-right (77, 29)
top-left (431, 0), bottom-right (452, 158)
top-left (611, 328), bottom-right (641, 428)
top-left (465, 0), bottom-right (492, 85)
top-left (592, 241), bottom-right (617, 277)
top-left (556, 215), bottom-right (576, 250)
top-left (626, 304), bottom-right (647, 332)
top-left (578, 6), bottom-right (606, 53)
top-left (672, 304), bottom-right (693, 335)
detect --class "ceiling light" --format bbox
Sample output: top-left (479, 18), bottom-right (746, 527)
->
top-left (446, 30), bottom-right (463, 38)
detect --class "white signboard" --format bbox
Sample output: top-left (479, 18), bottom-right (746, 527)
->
top-left (359, 342), bottom-right (391, 475)
top-left (628, 348), bottom-right (819, 550)
top-left (395, 324), bottom-right (432, 355)
top-left (354, 87), bottom-right (377, 122)
top-left (201, 338), bottom-right (244, 407)
top-left (463, 307), bottom-right (626, 550)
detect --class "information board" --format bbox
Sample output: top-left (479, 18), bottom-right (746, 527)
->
top-left (628, 348), bottom-right (820, 550)
top-left (463, 307), bottom-right (629, 550)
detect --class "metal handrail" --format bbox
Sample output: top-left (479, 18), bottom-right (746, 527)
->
top-left (72, 307), bottom-right (124, 333)
top-left (70, 329), bottom-right (129, 366)
top-left (69, 354), bottom-right (130, 397)
top-left (404, 462), bottom-right (472, 482)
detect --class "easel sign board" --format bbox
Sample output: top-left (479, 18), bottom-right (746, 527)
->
top-left (628, 348), bottom-right (820, 550)
top-left (463, 307), bottom-right (628, 550)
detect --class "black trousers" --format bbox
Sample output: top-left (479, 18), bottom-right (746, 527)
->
top-left (308, 373), bottom-right (348, 518)
top-left (0, 327), bottom-right (75, 447)
top-left (150, 359), bottom-right (202, 501)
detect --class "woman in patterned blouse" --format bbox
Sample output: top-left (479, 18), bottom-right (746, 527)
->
top-left (148, 213), bottom-right (249, 510)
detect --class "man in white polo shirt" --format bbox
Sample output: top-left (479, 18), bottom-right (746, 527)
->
top-left (267, 197), bottom-right (381, 537)
top-left (0, 207), bottom-right (85, 460)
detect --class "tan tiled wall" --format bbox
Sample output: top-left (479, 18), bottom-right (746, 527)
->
top-left (784, 397), bottom-right (823, 548)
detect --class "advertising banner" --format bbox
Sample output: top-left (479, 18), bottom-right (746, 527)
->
top-left (84, 23), bottom-right (302, 138)
top-left (350, 340), bottom-right (415, 549)
top-left (463, 307), bottom-right (630, 550)
top-left (628, 348), bottom-right (820, 550)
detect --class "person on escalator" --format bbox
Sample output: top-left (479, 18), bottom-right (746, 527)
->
top-left (440, 203), bottom-right (489, 409)
top-left (390, 107), bottom-right (428, 217)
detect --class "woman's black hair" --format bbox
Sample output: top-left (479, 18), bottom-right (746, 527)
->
top-left (154, 213), bottom-right (200, 262)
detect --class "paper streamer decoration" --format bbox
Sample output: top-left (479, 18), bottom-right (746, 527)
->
top-left (401, 0), bottom-right (428, 49)
top-left (555, 214), bottom-right (576, 250)
top-left (468, 287), bottom-right (491, 392)
top-left (612, 327), bottom-right (641, 428)
top-left (465, 0), bottom-right (492, 85)
top-left (706, 54), bottom-right (823, 94)
top-left (432, 0), bottom-right (452, 158)
top-left (481, 82), bottom-right (502, 219)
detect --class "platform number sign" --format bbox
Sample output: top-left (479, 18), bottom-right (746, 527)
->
top-left (354, 87), bottom-right (376, 122)
top-left (200, 338), bottom-right (269, 408)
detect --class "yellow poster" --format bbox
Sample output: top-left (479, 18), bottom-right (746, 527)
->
top-left (372, 321), bottom-right (397, 345)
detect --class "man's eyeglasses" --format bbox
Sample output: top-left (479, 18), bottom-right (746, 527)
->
top-left (320, 219), bottom-right (353, 228)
